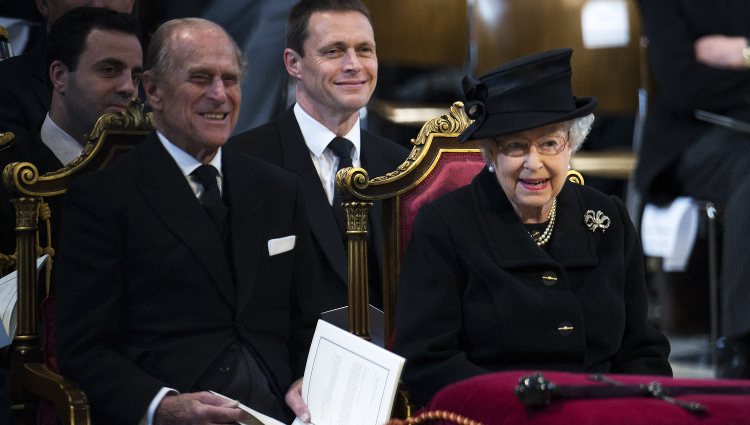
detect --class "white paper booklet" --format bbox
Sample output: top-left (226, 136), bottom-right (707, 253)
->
top-left (0, 254), bottom-right (48, 348)
top-left (293, 319), bottom-right (405, 425)
top-left (212, 319), bottom-right (405, 425)
top-left (210, 391), bottom-right (285, 425)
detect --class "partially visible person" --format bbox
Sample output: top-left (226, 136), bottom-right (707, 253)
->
top-left (229, 0), bottom-right (407, 311)
top-left (55, 18), bottom-right (324, 424)
top-left (0, 0), bottom-right (135, 149)
top-left (0, 6), bottom-right (141, 422)
top-left (394, 49), bottom-right (672, 405)
top-left (0, 5), bottom-right (142, 259)
top-left (636, 0), bottom-right (750, 378)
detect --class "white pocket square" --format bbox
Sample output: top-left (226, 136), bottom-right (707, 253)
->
top-left (268, 235), bottom-right (296, 256)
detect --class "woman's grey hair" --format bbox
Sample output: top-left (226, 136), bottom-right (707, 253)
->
top-left (147, 17), bottom-right (248, 82)
top-left (566, 113), bottom-right (595, 153)
top-left (475, 113), bottom-right (595, 163)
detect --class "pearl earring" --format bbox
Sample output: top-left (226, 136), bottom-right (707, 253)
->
top-left (487, 163), bottom-right (495, 173)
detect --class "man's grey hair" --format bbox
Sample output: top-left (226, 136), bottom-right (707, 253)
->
top-left (146, 17), bottom-right (248, 81)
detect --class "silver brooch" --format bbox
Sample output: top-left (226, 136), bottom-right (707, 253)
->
top-left (584, 210), bottom-right (611, 233)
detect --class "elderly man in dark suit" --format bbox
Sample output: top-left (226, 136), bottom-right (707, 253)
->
top-left (55, 18), bottom-right (324, 425)
top-left (228, 0), bottom-right (407, 311)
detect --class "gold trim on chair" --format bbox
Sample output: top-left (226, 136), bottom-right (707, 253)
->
top-left (340, 101), bottom-right (475, 200)
top-left (4, 101), bottom-right (153, 198)
top-left (0, 131), bottom-right (14, 150)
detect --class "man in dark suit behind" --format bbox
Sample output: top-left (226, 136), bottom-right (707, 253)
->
top-left (636, 0), bottom-right (750, 378)
top-left (56, 18), bottom-right (324, 424)
top-left (0, 6), bottom-right (143, 255)
top-left (228, 0), bottom-right (407, 311)
top-left (0, 0), bottom-right (135, 149)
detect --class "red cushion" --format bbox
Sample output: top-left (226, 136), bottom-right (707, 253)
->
top-left (41, 295), bottom-right (57, 372)
top-left (36, 400), bottom-right (57, 425)
top-left (424, 371), bottom-right (750, 425)
top-left (399, 152), bottom-right (485, 257)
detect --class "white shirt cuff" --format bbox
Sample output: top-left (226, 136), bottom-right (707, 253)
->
top-left (142, 387), bottom-right (179, 425)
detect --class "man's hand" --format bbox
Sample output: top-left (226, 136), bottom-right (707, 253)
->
top-left (694, 35), bottom-right (749, 69)
top-left (154, 392), bottom-right (243, 425)
top-left (285, 378), bottom-right (310, 423)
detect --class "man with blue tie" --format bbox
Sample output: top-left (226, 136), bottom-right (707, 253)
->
top-left (55, 18), bottom-right (324, 424)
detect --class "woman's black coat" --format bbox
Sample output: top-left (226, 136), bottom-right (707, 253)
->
top-left (394, 170), bottom-right (672, 405)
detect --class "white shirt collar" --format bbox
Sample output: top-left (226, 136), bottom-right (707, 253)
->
top-left (156, 131), bottom-right (223, 177)
top-left (293, 103), bottom-right (360, 162)
top-left (156, 131), bottom-right (223, 197)
top-left (40, 113), bottom-right (84, 165)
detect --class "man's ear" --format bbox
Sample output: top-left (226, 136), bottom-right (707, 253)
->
top-left (49, 60), bottom-right (68, 94)
top-left (284, 48), bottom-right (302, 80)
top-left (35, 0), bottom-right (49, 18)
top-left (142, 71), bottom-right (162, 111)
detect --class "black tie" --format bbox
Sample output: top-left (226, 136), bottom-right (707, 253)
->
top-left (191, 164), bottom-right (227, 236)
top-left (328, 137), bottom-right (354, 240)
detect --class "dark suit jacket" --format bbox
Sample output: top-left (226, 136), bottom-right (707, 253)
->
top-left (394, 170), bottom-right (672, 405)
top-left (635, 0), bottom-right (750, 201)
top-left (227, 108), bottom-right (408, 310)
top-left (55, 134), bottom-right (325, 424)
top-left (0, 41), bottom-right (49, 144)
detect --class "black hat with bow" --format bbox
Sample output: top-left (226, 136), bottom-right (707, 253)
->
top-left (459, 48), bottom-right (597, 142)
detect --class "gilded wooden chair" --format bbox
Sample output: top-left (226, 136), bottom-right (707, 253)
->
top-left (337, 101), bottom-right (482, 418)
top-left (3, 102), bottom-right (152, 425)
top-left (337, 101), bottom-right (482, 347)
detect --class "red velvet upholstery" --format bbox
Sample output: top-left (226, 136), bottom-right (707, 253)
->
top-left (399, 151), bottom-right (485, 257)
top-left (38, 294), bottom-right (59, 424)
top-left (41, 296), bottom-right (57, 373)
top-left (423, 371), bottom-right (750, 425)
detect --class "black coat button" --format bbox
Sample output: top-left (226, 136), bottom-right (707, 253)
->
top-left (558, 321), bottom-right (574, 336)
top-left (219, 367), bottom-right (231, 373)
top-left (542, 271), bottom-right (558, 286)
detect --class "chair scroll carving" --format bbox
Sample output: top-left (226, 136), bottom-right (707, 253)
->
top-left (337, 101), bottom-right (480, 343)
top-left (4, 100), bottom-right (152, 425)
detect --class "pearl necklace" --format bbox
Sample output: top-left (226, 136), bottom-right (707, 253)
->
top-left (530, 198), bottom-right (557, 247)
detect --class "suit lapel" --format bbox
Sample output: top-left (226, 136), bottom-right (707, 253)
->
top-left (223, 150), bottom-right (264, 311)
top-left (136, 135), bottom-right (236, 306)
top-left (30, 134), bottom-right (64, 173)
top-left (276, 110), bottom-right (347, 283)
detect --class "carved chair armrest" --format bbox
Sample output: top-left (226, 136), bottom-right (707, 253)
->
top-left (20, 363), bottom-right (90, 425)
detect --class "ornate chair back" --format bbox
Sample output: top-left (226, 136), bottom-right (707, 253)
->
top-left (3, 102), bottom-right (152, 425)
top-left (338, 101), bottom-right (483, 343)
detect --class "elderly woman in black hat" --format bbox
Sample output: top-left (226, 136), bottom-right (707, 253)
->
top-left (393, 49), bottom-right (672, 405)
